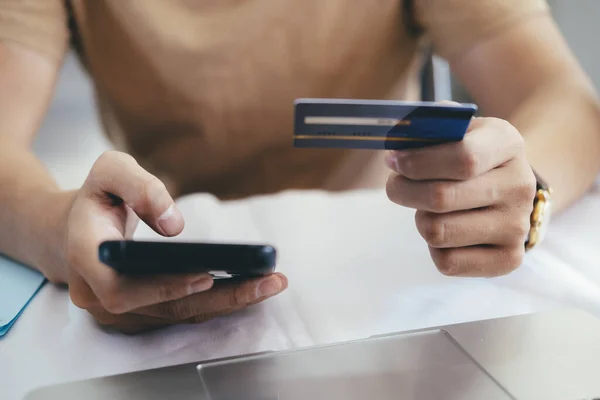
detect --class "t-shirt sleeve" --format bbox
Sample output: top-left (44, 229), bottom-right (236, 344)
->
top-left (0, 0), bottom-right (69, 61)
top-left (414, 0), bottom-right (550, 60)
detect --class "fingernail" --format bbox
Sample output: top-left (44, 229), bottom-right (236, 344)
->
top-left (438, 100), bottom-right (461, 107)
top-left (189, 276), bottom-right (213, 294)
top-left (257, 277), bottom-right (283, 298)
top-left (157, 204), bottom-right (183, 236)
top-left (384, 151), bottom-right (401, 172)
top-left (385, 151), bottom-right (408, 173)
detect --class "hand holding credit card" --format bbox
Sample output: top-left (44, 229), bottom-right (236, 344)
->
top-left (293, 98), bottom-right (477, 150)
top-left (292, 97), bottom-right (538, 279)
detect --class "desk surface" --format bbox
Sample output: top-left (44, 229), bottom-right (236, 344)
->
top-left (2, 187), bottom-right (600, 400)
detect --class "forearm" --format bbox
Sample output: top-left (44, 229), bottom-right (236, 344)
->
top-left (0, 136), bottom-right (75, 283)
top-left (508, 78), bottom-right (600, 213)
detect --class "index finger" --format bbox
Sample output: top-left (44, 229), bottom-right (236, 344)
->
top-left (384, 117), bottom-right (524, 181)
top-left (83, 151), bottom-right (184, 237)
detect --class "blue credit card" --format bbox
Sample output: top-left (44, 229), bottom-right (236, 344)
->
top-left (293, 98), bottom-right (478, 150)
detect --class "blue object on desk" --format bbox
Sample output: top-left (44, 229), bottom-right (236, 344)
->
top-left (0, 254), bottom-right (46, 337)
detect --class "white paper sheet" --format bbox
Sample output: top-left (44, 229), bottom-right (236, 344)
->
top-left (1, 185), bottom-right (599, 400)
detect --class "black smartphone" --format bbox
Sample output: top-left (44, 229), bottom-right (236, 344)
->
top-left (98, 240), bottom-right (277, 278)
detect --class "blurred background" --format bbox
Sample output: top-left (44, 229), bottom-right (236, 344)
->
top-left (33, 0), bottom-right (600, 190)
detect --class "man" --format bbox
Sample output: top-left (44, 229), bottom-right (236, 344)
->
top-left (1, 0), bottom-right (599, 333)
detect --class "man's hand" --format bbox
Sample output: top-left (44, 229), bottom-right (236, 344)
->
top-left (62, 150), bottom-right (287, 334)
top-left (385, 115), bottom-right (536, 277)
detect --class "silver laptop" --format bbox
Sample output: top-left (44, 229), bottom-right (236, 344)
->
top-left (24, 308), bottom-right (600, 400)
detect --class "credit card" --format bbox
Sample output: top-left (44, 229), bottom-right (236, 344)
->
top-left (293, 98), bottom-right (478, 150)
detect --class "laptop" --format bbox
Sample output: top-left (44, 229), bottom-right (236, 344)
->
top-left (24, 308), bottom-right (600, 400)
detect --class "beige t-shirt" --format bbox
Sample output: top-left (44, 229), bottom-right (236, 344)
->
top-left (0, 0), bottom-right (549, 199)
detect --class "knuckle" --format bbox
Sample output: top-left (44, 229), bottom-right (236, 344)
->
top-left (88, 151), bottom-right (137, 188)
top-left (97, 285), bottom-right (128, 315)
top-left (385, 175), bottom-right (403, 205)
top-left (101, 297), bottom-right (127, 315)
top-left (69, 287), bottom-right (95, 311)
top-left (495, 118), bottom-right (525, 154)
top-left (92, 151), bottom-right (124, 174)
top-left (513, 218), bottom-right (531, 243)
top-left (101, 150), bottom-right (136, 165)
top-left (93, 151), bottom-right (115, 169)
top-left (483, 116), bottom-right (521, 145)
top-left (90, 311), bottom-right (118, 327)
top-left (490, 117), bottom-right (515, 133)
top-left (514, 173), bottom-right (537, 204)
top-left (428, 181), bottom-right (454, 212)
top-left (418, 213), bottom-right (448, 248)
top-left (496, 118), bottom-right (523, 141)
top-left (457, 146), bottom-right (480, 179)
top-left (139, 176), bottom-right (166, 208)
top-left (501, 247), bottom-right (525, 274)
top-left (434, 250), bottom-right (461, 276)
top-left (229, 285), bottom-right (250, 308)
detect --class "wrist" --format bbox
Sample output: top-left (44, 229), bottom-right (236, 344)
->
top-left (39, 190), bottom-right (77, 283)
top-left (19, 189), bottom-right (77, 284)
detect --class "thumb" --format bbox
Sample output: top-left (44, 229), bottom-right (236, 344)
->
top-left (437, 100), bottom-right (481, 133)
top-left (82, 151), bottom-right (184, 237)
top-left (436, 100), bottom-right (462, 107)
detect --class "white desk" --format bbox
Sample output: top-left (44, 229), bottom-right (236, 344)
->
top-left (2, 187), bottom-right (600, 400)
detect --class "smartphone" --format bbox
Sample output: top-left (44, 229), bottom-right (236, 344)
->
top-left (98, 240), bottom-right (277, 278)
